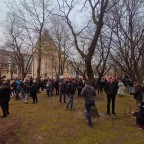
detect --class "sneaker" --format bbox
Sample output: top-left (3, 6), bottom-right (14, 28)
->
top-left (112, 113), bottom-right (116, 116)
top-left (107, 113), bottom-right (111, 116)
top-left (65, 105), bottom-right (69, 109)
top-left (88, 123), bottom-right (93, 128)
top-left (1, 115), bottom-right (6, 118)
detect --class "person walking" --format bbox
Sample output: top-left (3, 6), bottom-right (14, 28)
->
top-left (66, 80), bottom-right (76, 110)
top-left (104, 77), bottom-right (118, 116)
top-left (81, 81), bottom-right (96, 127)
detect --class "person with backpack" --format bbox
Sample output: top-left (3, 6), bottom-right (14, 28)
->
top-left (66, 79), bottom-right (76, 110)
top-left (81, 80), bottom-right (96, 127)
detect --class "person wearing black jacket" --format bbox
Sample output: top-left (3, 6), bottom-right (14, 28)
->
top-left (60, 80), bottom-right (67, 103)
top-left (66, 80), bottom-right (76, 110)
top-left (133, 81), bottom-right (143, 110)
top-left (30, 81), bottom-right (39, 103)
top-left (104, 77), bottom-right (118, 116)
top-left (0, 80), bottom-right (11, 118)
top-left (132, 101), bottom-right (144, 129)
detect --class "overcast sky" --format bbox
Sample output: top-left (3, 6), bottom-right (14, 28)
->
top-left (0, 0), bottom-right (8, 46)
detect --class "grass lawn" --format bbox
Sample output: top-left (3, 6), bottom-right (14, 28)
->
top-left (0, 90), bottom-right (144, 144)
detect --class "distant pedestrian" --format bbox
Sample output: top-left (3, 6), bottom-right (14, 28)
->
top-left (66, 80), bottom-right (76, 110)
top-left (117, 79), bottom-right (125, 96)
top-left (0, 80), bottom-right (11, 118)
top-left (133, 81), bottom-right (143, 110)
top-left (46, 80), bottom-right (53, 98)
top-left (60, 80), bottom-right (67, 103)
top-left (30, 81), bottom-right (39, 103)
top-left (23, 79), bottom-right (30, 103)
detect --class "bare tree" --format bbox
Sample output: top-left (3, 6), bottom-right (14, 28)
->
top-left (49, 15), bottom-right (70, 76)
top-left (55, 0), bottom-right (117, 85)
top-left (109, 0), bottom-right (144, 81)
top-left (4, 12), bottom-right (33, 78)
top-left (6, 0), bottom-right (52, 82)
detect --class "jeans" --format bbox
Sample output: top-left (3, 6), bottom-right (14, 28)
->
top-left (47, 90), bottom-right (53, 97)
top-left (15, 88), bottom-right (20, 100)
top-left (85, 101), bottom-right (95, 126)
top-left (24, 92), bottom-right (29, 102)
top-left (66, 94), bottom-right (74, 109)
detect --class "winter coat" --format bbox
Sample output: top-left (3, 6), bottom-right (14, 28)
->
top-left (0, 86), bottom-right (11, 104)
top-left (68, 82), bottom-right (76, 95)
top-left (104, 81), bottom-right (118, 96)
top-left (117, 82), bottom-right (125, 95)
top-left (134, 84), bottom-right (143, 101)
top-left (81, 85), bottom-right (96, 102)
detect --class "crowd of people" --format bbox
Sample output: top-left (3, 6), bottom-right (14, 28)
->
top-left (0, 76), bottom-right (144, 128)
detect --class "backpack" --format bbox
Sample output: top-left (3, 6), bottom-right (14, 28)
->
top-left (70, 83), bottom-right (76, 93)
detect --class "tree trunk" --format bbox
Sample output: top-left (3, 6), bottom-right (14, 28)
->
top-left (37, 58), bottom-right (41, 83)
top-left (85, 58), bottom-right (100, 117)
top-left (85, 59), bottom-right (95, 86)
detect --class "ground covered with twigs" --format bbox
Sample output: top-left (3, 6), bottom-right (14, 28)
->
top-left (0, 91), bottom-right (144, 144)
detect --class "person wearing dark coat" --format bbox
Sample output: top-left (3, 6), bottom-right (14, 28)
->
top-left (104, 77), bottom-right (118, 116)
top-left (55, 80), bottom-right (59, 95)
top-left (0, 81), bottom-right (11, 118)
top-left (59, 80), bottom-right (67, 103)
top-left (132, 101), bottom-right (144, 129)
top-left (77, 79), bottom-right (84, 97)
top-left (66, 80), bottom-right (76, 110)
top-left (81, 81), bottom-right (96, 127)
top-left (30, 82), bottom-right (38, 103)
top-left (133, 81), bottom-right (143, 110)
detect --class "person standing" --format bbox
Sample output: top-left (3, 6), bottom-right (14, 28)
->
top-left (117, 79), bottom-right (125, 96)
top-left (23, 79), bottom-right (30, 103)
top-left (81, 81), bottom-right (96, 127)
top-left (30, 81), bottom-right (39, 103)
top-left (59, 80), bottom-right (67, 103)
top-left (133, 81), bottom-right (143, 110)
top-left (77, 79), bottom-right (84, 97)
top-left (0, 80), bottom-right (11, 118)
top-left (46, 80), bottom-right (53, 98)
top-left (104, 77), bottom-right (118, 116)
